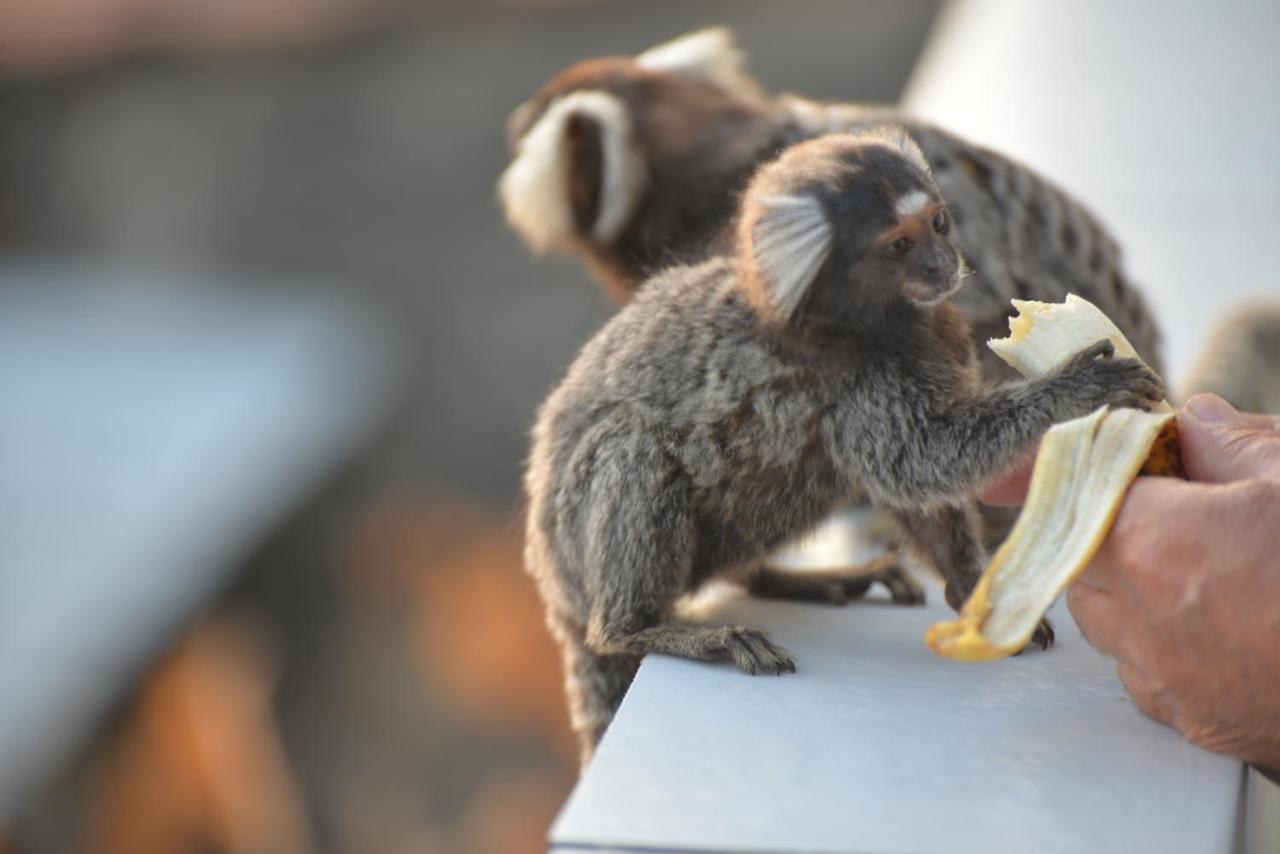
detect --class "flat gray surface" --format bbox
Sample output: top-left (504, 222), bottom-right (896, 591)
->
top-left (0, 268), bottom-right (396, 820)
top-left (551, 582), bottom-right (1243, 854)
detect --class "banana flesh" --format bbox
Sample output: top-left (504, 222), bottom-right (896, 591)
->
top-left (926, 295), bottom-right (1180, 661)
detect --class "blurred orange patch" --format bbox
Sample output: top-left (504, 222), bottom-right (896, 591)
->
top-left (342, 496), bottom-right (577, 762)
top-left (83, 613), bottom-right (314, 854)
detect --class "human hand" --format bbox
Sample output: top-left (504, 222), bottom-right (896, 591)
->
top-left (983, 394), bottom-right (1280, 767)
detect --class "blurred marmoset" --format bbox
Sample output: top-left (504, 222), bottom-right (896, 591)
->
top-left (524, 131), bottom-right (1165, 763)
top-left (499, 27), bottom-right (1163, 379)
top-left (1180, 304), bottom-right (1280, 413)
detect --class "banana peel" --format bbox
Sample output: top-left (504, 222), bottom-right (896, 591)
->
top-left (926, 295), bottom-right (1183, 661)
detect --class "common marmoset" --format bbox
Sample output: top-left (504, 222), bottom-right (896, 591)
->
top-left (524, 131), bottom-right (1165, 764)
top-left (501, 27), bottom-right (1168, 595)
top-left (499, 27), bottom-right (1163, 380)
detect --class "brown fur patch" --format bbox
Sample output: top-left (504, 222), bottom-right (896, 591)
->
top-left (565, 112), bottom-right (603, 232)
top-left (872, 201), bottom-right (947, 249)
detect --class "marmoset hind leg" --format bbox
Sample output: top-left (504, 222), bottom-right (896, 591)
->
top-left (592, 622), bottom-right (797, 675)
top-left (581, 463), bottom-right (796, 677)
top-left (749, 552), bottom-right (925, 605)
top-left (554, 619), bottom-right (641, 764)
top-left (585, 541), bottom-right (797, 678)
top-left (565, 609), bottom-right (793, 766)
top-left (552, 439), bottom-right (800, 762)
top-left (892, 501), bottom-right (1054, 650)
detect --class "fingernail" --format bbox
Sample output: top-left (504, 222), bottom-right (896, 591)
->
top-left (1184, 393), bottom-right (1237, 424)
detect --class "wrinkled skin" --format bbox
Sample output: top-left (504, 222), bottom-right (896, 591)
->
top-left (985, 393), bottom-right (1280, 769)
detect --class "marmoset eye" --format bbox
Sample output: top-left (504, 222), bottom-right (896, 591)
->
top-left (888, 236), bottom-right (913, 258)
top-left (933, 210), bottom-right (950, 234)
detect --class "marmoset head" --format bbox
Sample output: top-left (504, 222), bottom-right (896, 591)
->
top-left (736, 129), bottom-right (963, 330)
top-left (498, 28), bottom-right (769, 282)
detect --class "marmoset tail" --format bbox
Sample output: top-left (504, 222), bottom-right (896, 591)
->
top-left (498, 27), bottom-right (1163, 382)
top-left (524, 130), bottom-right (1165, 765)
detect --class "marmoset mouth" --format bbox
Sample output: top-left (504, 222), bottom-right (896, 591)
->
top-left (904, 275), bottom-right (963, 304)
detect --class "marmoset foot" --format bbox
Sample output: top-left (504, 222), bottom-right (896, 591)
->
top-left (599, 622), bottom-right (796, 675)
top-left (1029, 617), bottom-right (1055, 651)
top-left (713, 626), bottom-right (797, 675)
top-left (1011, 618), bottom-right (1056, 655)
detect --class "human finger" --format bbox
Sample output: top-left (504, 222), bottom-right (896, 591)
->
top-left (1179, 394), bottom-right (1280, 483)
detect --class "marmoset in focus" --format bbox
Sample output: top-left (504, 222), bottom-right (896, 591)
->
top-left (524, 131), bottom-right (1165, 764)
top-left (501, 26), bottom-right (1166, 605)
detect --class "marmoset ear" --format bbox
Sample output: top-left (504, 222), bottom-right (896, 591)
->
top-left (498, 90), bottom-right (647, 252)
top-left (636, 27), bottom-right (764, 100)
top-left (738, 192), bottom-right (833, 324)
top-left (864, 124), bottom-right (931, 175)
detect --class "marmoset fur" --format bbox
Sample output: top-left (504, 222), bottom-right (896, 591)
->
top-left (500, 26), bottom-right (1165, 609)
top-left (498, 27), bottom-right (1163, 380)
top-left (1180, 304), bottom-right (1280, 414)
top-left (524, 131), bottom-right (1165, 764)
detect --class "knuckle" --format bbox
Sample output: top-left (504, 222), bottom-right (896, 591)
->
top-left (1107, 506), bottom-right (1161, 582)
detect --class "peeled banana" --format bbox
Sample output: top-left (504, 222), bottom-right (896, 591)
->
top-left (926, 295), bottom-right (1182, 661)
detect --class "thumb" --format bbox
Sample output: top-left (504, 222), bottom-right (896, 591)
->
top-left (1178, 394), bottom-right (1280, 483)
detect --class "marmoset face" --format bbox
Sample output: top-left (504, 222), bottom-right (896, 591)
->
top-left (824, 145), bottom-right (964, 310)
top-left (737, 130), bottom-right (965, 331)
top-left (872, 189), bottom-right (961, 305)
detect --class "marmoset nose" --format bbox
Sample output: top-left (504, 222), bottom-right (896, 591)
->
top-left (916, 257), bottom-right (943, 283)
top-left (915, 244), bottom-right (953, 284)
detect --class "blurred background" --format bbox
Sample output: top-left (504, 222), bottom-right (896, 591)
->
top-left (6, 1), bottom-right (1278, 851)
top-left (0, 2), bottom-right (943, 852)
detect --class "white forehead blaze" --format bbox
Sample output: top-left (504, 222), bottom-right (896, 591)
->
top-left (894, 190), bottom-right (930, 219)
top-left (498, 90), bottom-right (645, 253)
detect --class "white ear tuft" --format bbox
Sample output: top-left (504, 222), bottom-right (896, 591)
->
top-left (865, 124), bottom-right (931, 175)
top-left (498, 90), bottom-right (646, 253)
top-left (744, 194), bottom-right (833, 322)
top-left (636, 27), bottom-right (762, 98)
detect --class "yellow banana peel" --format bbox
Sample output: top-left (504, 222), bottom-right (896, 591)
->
top-left (926, 295), bottom-right (1183, 661)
